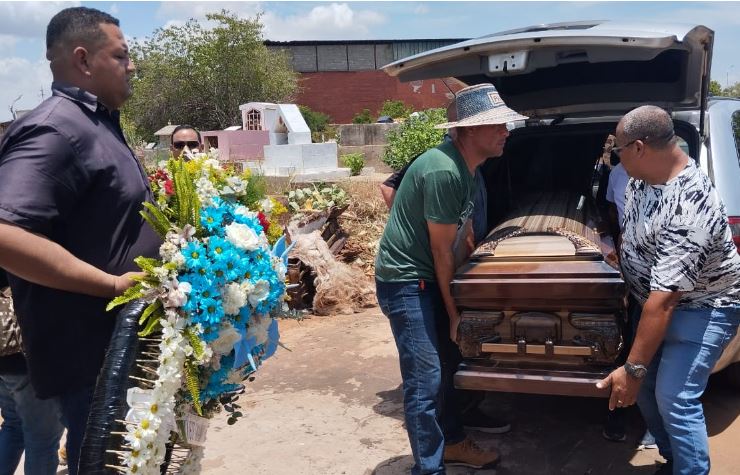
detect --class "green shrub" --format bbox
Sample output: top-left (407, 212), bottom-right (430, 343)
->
top-left (382, 108), bottom-right (447, 170)
top-left (352, 108), bottom-right (373, 124)
top-left (310, 124), bottom-right (338, 144)
top-left (341, 152), bottom-right (365, 176)
top-left (379, 99), bottom-right (414, 119)
top-left (299, 105), bottom-right (332, 134)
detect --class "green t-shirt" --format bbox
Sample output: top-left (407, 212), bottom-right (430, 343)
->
top-left (375, 140), bottom-right (476, 282)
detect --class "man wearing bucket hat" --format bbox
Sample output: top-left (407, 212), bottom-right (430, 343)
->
top-left (375, 83), bottom-right (526, 473)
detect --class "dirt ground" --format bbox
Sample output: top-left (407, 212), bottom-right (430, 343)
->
top-left (200, 306), bottom-right (740, 475)
top-left (12, 304), bottom-right (736, 474)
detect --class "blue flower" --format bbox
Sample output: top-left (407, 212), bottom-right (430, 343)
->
top-left (206, 236), bottom-right (232, 262)
top-left (199, 353), bottom-right (240, 401)
top-left (182, 242), bottom-right (208, 272)
top-left (201, 206), bottom-right (227, 234)
top-left (200, 325), bottom-right (220, 342)
top-left (199, 297), bottom-right (224, 326)
top-left (180, 271), bottom-right (212, 291)
top-left (209, 260), bottom-right (230, 286)
top-left (221, 250), bottom-right (242, 281)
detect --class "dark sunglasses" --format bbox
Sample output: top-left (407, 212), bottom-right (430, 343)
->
top-left (611, 131), bottom-right (675, 157)
top-left (173, 140), bottom-right (200, 149)
top-left (611, 138), bottom-right (639, 157)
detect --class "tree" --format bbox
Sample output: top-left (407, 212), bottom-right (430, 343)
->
top-left (123, 10), bottom-right (297, 140)
top-left (709, 80), bottom-right (723, 96)
top-left (722, 81), bottom-right (740, 98)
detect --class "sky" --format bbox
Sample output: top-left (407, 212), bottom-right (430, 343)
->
top-left (1, 0), bottom-right (740, 122)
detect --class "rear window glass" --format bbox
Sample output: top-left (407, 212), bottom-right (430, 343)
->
top-left (676, 136), bottom-right (689, 155)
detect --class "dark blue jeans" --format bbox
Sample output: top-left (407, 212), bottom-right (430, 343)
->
top-left (376, 279), bottom-right (465, 475)
top-left (0, 371), bottom-right (63, 475)
top-left (56, 385), bottom-right (96, 475)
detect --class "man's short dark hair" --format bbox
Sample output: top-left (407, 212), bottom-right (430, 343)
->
top-left (46, 7), bottom-right (119, 52)
top-left (172, 124), bottom-right (202, 143)
top-left (621, 105), bottom-right (676, 149)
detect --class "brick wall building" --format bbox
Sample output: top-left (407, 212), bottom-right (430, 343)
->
top-left (266, 39), bottom-right (468, 124)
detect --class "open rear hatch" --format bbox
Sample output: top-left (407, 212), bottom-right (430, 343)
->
top-left (383, 21), bottom-right (713, 133)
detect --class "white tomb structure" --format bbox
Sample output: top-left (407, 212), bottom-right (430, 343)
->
top-left (238, 102), bottom-right (340, 177)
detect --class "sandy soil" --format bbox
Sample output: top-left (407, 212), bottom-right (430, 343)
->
top-left (198, 307), bottom-right (740, 475)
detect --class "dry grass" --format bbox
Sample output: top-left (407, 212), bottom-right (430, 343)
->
top-left (263, 174), bottom-right (390, 278)
top-left (335, 177), bottom-right (389, 276)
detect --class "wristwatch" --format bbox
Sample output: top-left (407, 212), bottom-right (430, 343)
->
top-left (624, 361), bottom-right (648, 379)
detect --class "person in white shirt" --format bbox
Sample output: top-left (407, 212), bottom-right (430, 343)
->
top-left (606, 162), bottom-right (630, 231)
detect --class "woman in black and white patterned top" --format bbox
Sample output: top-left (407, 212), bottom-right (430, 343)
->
top-left (597, 106), bottom-right (740, 475)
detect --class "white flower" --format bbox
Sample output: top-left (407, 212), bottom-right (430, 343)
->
top-left (162, 279), bottom-right (190, 308)
top-left (184, 150), bottom-right (208, 162)
top-left (247, 314), bottom-right (272, 345)
top-left (240, 281), bottom-right (253, 295)
top-left (171, 252), bottom-right (185, 268)
top-left (195, 177), bottom-right (219, 206)
top-left (234, 205), bottom-right (257, 219)
top-left (225, 176), bottom-right (247, 194)
top-left (222, 282), bottom-right (246, 315)
top-left (202, 158), bottom-right (221, 171)
top-left (260, 198), bottom-right (273, 214)
top-left (177, 225), bottom-right (196, 245)
top-left (211, 322), bottom-right (241, 355)
top-left (248, 279), bottom-right (270, 307)
top-left (225, 223), bottom-right (259, 251)
top-left (122, 309), bottom-right (191, 473)
top-left (151, 265), bottom-right (170, 282)
top-left (159, 241), bottom-right (179, 261)
top-left (272, 255), bottom-right (287, 279)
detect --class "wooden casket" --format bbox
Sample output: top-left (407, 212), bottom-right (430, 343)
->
top-left (451, 191), bottom-right (625, 397)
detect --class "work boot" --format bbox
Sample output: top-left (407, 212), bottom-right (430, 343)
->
top-left (461, 407), bottom-right (511, 434)
top-left (444, 437), bottom-right (500, 469)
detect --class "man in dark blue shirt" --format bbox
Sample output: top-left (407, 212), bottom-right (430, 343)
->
top-left (0, 7), bottom-right (161, 474)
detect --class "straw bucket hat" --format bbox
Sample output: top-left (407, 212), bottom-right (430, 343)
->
top-left (435, 83), bottom-right (527, 129)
